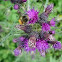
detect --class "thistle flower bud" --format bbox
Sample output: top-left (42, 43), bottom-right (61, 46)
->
top-left (14, 4), bottom-right (20, 10)
top-left (14, 46), bottom-right (22, 56)
top-left (38, 13), bottom-right (48, 25)
top-left (53, 41), bottom-right (62, 50)
top-left (45, 4), bottom-right (54, 15)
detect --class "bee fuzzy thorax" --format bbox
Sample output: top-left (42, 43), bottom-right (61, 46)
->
top-left (19, 15), bottom-right (29, 25)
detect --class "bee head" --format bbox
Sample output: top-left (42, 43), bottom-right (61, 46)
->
top-left (22, 15), bottom-right (29, 22)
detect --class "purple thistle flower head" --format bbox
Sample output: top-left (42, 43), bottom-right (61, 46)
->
top-left (27, 9), bottom-right (39, 24)
top-left (36, 40), bottom-right (49, 51)
top-left (14, 4), bottom-right (20, 10)
top-left (53, 41), bottom-right (62, 50)
top-left (23, 38), bottom-right (36, 52)
top-left (42, 23), bottom-right (50, 32)
top-left (45, 4), bottom-right (54, 15)
top-left (36, 40), bottom-right (49, 56)
top-left (50, 18), bottom-right (55, 27)
top-left (14, 47), bottom-right (22, 56)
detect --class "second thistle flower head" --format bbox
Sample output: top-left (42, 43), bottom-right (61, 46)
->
top-left (27, 9), bottom-right (39, 24)
top-left (36, 39), bottom-right (49, 56)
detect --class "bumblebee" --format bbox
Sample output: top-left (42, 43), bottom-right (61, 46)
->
top-left (19, 15), bottom-right (29, 25)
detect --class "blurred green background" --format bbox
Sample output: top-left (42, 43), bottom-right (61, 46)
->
top-left (0, 0), bottom-right (62, 62)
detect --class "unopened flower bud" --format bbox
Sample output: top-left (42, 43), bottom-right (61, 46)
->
top-left (53, 41), bottom-right (62, 50)
top-left (45, 4), bottom-right (54, 15)
top-left (14, 46), bottom-right (22, 56)
top-left (14, 4), bottom-right (20, 10)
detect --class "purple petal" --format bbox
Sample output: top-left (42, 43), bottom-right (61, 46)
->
top-left (14, 48), bottom-right (21, 56)
top-left (50, 18), bottom-right (55, 27)
top-left (42, 23), bottom-right (50, 31)
top-left (27, 9), bottom-right (39, 24)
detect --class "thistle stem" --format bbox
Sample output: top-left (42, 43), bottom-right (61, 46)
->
top-left (44, 0), bottom-right (49, 11)
top-left (27, 0), bottom-right (30, 11)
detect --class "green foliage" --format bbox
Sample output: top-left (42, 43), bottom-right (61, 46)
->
top-left (0, 0), bottom-right (62, 62)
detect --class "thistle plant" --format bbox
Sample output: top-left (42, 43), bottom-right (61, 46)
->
top-left (9, 0), bottom-right (62, 57)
